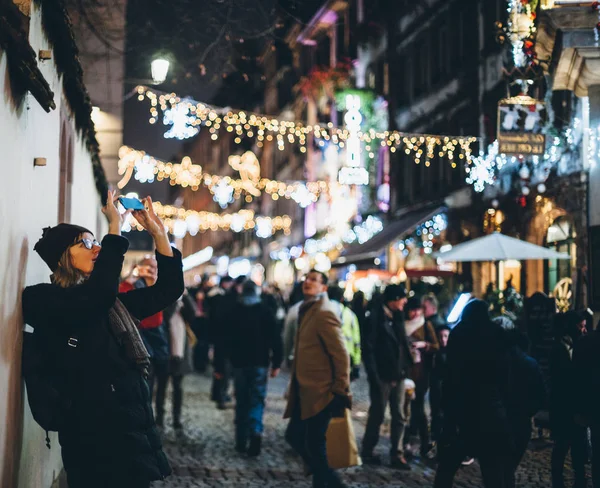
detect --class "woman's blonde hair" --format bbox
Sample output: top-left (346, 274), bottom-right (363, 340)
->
top-left (51, 234), bottom-right (88, 288)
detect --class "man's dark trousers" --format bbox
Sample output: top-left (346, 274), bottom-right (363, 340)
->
top-left (285, 401), bottom-right (343, 488)
top-left (362, 379), bottom-right (408, 456)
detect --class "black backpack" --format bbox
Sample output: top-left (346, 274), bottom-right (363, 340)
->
top-left (22, 327), bottom-right (78, 447)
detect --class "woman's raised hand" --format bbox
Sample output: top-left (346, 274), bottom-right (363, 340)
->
top-left (102, 190), bottom-right (130, 235)
top-left (133, 196), bottom-right (166, 237)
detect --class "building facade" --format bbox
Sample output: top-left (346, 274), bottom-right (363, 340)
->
top-left (0, 1), bottom-right (108, 487)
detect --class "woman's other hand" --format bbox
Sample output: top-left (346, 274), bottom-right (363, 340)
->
top-left (103, 190), bottom-right (130, 235)
top-left (134, 196), bottom-right (173, 257)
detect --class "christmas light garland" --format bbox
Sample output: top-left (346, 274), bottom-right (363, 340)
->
top-left (135, 85), bottom-right (478, 166)
top-left (123, 200), bottom-right (292, 239)
top-left (506, 0), bottom-right (538, 68)
top-left (117, 145), bottom-right (328, 209)
top-left (466, 115), bottom-right (600, 193)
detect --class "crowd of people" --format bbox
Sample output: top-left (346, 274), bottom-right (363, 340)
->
top-left (21, 196), bottom-right (600, 487)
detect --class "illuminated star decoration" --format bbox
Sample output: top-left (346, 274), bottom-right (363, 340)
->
top-left (228, 151), bottom-right (262, 197)
top-left (163, 103), bottom-right (200, 140)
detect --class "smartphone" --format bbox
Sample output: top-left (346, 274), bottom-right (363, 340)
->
top-left (118, 197), bottom-right (145, 211)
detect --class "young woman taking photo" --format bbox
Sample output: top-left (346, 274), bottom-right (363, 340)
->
top-left (22, 191), bottom-right (184, 488)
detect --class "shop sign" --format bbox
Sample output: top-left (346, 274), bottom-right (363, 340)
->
top-left (338, 94), bottom-right (368, 185)
top-left (497, 95), bottom-right (547, 156)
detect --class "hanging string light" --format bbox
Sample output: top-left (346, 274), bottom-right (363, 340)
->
top-left (135, 85), bottom-right (478, 165)
top-left (123, 200), bottom-right (292, 239)
top-left (117, 145), bottom-right (328, 207)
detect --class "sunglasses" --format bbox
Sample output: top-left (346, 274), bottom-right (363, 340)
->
top-left (76, 238), bottom-right (101, 250)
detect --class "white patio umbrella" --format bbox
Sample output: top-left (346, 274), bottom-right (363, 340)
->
top-left (436, 232), bottom-right (571, 262)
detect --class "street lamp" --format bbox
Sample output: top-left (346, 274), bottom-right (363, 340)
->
top-left (151, 58), bottom-right (170, 84)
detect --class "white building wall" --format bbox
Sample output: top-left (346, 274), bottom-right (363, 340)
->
top-left (0, 4), bottom-right (106, 488)
top-left (69, 0), bottom-right (127, 186)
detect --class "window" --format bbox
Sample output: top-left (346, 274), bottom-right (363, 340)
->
top-left (414, 38), bottom-right (430, 97)
top-left (545, 216), bottom-right (576, 296)
top-left (439, 25), bottom-right (449, 80)
top-left (58, 120), bottom-right (74, 222)
top-left (400, 54), bottom-right (413, 105)
top-left (300, 45), bottom-right (315, 75)
top-left (336, 12), bottom-right (347, 60)
top-left (316, 36), bottom-right (331, 67)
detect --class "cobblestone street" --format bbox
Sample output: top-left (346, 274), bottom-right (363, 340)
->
top-left (152, 370), bottom-right (572, 487)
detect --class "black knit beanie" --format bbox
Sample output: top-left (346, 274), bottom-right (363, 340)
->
top-left (34, 223), bottom-right (93, 271)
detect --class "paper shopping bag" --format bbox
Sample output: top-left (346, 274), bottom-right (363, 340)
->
top-left (326, 409), bottom-right (362, 469)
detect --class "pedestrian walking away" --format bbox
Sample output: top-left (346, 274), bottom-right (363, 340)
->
top-left (284, 269), bottom-right (351, 488)
top-left (217, 280), bottom-right (283, 456)
top-left (361, 284), bottom-right (413, 470)
top-left (551, 310), bottom-right (590, 488)
top-left (434, 300), bottom-right (519, 488)
top-left (573, 316), bottom-right (600, 488)
top-left (22, 191), bottom-right (184, 488)
top-left (207, 275), bottom-right (236, 409)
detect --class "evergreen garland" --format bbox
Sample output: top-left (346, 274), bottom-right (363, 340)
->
top-left (33, 0), bottom-right (109, 203)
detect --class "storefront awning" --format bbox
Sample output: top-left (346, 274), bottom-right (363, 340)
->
top-left (332, 204), bottom-right (446, 267)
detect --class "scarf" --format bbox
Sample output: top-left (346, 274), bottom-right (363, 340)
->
top-left (404, 314), bottom-right (425, 338)
top-left (298, 293), bottom-right (325, 326)
top-left (108, 299), bottom-right (151, 375)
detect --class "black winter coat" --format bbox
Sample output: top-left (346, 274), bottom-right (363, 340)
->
top-left (216, 300), bottom-right (284, 371)
top-left (441, 300), bottom-right (513, 454)
top-left (549, 336), bottom-right (576, 430)
top-left (573, 330), bottom-right (600, 424)
top-left (22, 235), bottom-right (184, 486)
top-left (363, 305), bottom-right (413, 383)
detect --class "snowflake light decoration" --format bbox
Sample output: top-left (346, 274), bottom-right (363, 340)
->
top-left (134, 155), bottom-right (156, 183)
top-left (255, 217), bottom-right (273, 239)
top-left (163, 103), bottom-right (200, 140)
top-left (291, 184), bottom-right (316, 208)
top-left (212, 180), bottom-right (235, 208)
top-left (465, 141), bottom-right (509, 192)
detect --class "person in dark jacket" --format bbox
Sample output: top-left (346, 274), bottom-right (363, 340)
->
top-left (158, 290), bottom-right (197, 429)
top-left (434, 300), bottom-right (517, 488)
top-left (351, 290), bottom-right (368, 345)
top-left (429, 325), bottom-right (450, 449)
top-left (550, 310), bottom-right (589, 488)
top-left (219, 280), bottom-right (283, 456)
top-left (495, 316), bottom-right (546, 488)
top-left (573, 318), bottom-right (600, 488)
top-left (361, 284), bottom-right (413, 469)
top-left (404, 296), bottom-right (439, 457)
top-left (22, 192), bottom-right (184, 488)
top-left (207, 275), bottom-right (235, 409)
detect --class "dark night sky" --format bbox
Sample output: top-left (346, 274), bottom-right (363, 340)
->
top-left (122, 0), bottom-right (324, 193)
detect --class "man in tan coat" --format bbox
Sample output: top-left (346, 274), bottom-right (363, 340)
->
top-left (284, 269), bottom-right (351, 488)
